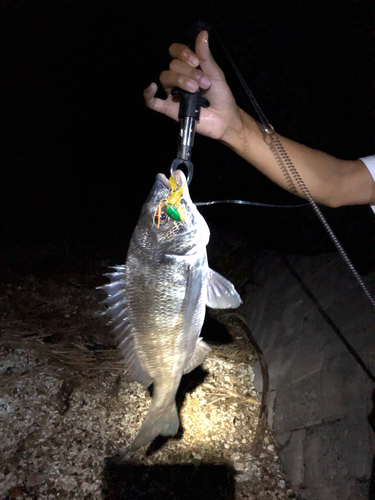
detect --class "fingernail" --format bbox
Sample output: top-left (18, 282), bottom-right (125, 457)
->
top-left (189, 56), bottom-right (199, 66)
top-left (200, 76), bottom-right (211, 88)
top-left (186, 80), bottom-right (198, 92)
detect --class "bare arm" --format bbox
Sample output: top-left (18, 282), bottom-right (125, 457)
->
top-left (144, 31), bottom-right (375, 208)
top-left (224, 109), bottom-right (375, 207)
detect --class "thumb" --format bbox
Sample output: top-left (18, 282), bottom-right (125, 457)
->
top-left (195, 31), bottom-right (224, 80)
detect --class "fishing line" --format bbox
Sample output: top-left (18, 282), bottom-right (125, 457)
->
top-left (195, 200), bottom-right (309, 208)
top-left (209, 27), bottom-right (375, 310)
top-left (282, 254), bottom-right (375, 382)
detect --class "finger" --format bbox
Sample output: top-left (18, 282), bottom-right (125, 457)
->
top-left (195, 31), bottom-right (224, 80)
top-left (143, 83), bottom-right (179, 120)
top-left (169, 43), bottom-right (200, 68)
top-left (159, 70), bottom-right (199, 94)
top-left (169, 59), bottom-right (211, 89)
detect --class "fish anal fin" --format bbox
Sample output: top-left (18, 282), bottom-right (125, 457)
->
top-left (206, 269), bottom-right (242, 309)
top-left (183, 338), bottom-right (211, 375)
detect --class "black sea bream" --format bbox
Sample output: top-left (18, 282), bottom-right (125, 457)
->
top-left (101, 170), bottom-right (241, 450)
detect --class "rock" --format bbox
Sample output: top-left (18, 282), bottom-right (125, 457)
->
top-left (26, 472), bottom-right (47, 487)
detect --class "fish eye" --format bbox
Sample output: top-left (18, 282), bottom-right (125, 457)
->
top-left (155, 210), bottom-right (168, 226)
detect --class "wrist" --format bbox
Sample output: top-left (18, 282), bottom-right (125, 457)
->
top-left (220, 107), bottom-right (259, 156)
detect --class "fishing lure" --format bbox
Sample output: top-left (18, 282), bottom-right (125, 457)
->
top-left (153, 176), bottom-right (186, 229)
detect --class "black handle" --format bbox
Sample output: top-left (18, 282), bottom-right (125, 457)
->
top-left (171, 88), bottom-right (209, 121)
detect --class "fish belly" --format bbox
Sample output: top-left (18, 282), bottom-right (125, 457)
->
top-left (126, 250), bottom-right (208, 381)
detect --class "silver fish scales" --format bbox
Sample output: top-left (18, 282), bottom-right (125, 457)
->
top-left (100, 170), bottom-right (241, 450)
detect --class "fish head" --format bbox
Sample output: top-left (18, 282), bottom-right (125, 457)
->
top-left (132, 170), bottom-right (210, 255)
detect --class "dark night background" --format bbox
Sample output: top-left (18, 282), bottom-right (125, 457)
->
top-left (1, 0), bottom-right (374, 276)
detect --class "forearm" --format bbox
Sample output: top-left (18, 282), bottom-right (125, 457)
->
top-left (223, 108), bottom-right (375, 207)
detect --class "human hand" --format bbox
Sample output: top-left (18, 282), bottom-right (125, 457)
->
top-left (144, 31), bottom-right (244, 144)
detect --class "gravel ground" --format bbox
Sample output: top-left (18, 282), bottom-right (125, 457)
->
top-left (0, 273), bottom-right (298, 499)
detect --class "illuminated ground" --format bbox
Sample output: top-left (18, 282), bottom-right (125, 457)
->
top-left (0, 271), bottom-right (296, 499)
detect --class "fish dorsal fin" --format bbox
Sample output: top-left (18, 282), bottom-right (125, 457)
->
top-left (206, 269), bottom-right (242, 309)
top-left (183, 338), bottom-right (211, 375)
top-left (98, 270), bottom-right (153, 388)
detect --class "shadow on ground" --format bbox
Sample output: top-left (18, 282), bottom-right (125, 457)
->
top-left (102, 460), bottom-right (236, 500)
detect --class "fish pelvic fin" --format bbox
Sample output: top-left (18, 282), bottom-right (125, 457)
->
top-left (206, 268), bottom-right (242, 309)
top-left (183, 338), bottom-right (211, 375)
top-left (130, 402), bottom-right (179, 451)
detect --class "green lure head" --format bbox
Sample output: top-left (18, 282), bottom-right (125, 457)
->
top-left (165, 204), bottom-right (182, 221)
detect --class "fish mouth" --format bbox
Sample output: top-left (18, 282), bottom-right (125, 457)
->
top-left (171, 169), bottom-right (186, 189)
top-left (156, 173), bottom-right (171, 190)
top-left (156, 170), bottom-right (186, 190)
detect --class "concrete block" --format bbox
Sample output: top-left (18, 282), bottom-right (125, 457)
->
top-left (299, 485), bottom-right (343, 500)
top-left (257, 318), bottom-right (284, 352)
top-left (322, 329), bottom-right (370, 360)
top-left (252, 360), bottom-right (262, 393)
top-left (274, 371), bottom-right (322, 434)
top-left (278, 429), bottom-right (305, 487)
top-left (253, 324), bottom-right (326, 394)
top-left (300, 476), bottom-right (370, 500)
top-left (285, 332), bottom-right (325, 384)
top-left (253, 346), bottom-right (294, 393)
top-left (345, 411), bottom-right (374, 478)
top-left (266, 346), bottom-right (293, 388)
top-left (267, 390), bottom-right (276, 428)
top-left (344, 478), bottom-right (371, 500)
top-left (304, 418), bottom-right (373, 492)
top-left (321, 351), bottom-right (370, 423)
top-left (275, 431), bottom-right (291, 447)
top-left (370, 348), bottom-right (375, 375)
top-left (242, 250), bottom-right (375, 500)
top-left (303, 431), bottom-right (325, 488)
top-left (325, 286), bottom-right (375, 332)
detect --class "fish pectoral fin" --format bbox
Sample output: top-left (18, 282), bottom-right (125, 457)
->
top-left (183, 338), bottom-right (211, 374)
top-left (183, 261), bottom-right (204, 335)
top-left (206, 269), bottom-right (242, 309)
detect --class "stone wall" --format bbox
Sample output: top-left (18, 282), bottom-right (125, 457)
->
top-left (243, 250), bottom-right (375, 500)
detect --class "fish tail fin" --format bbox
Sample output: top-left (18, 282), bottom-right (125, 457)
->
top-left (130, 402), bottom-right (179, 451)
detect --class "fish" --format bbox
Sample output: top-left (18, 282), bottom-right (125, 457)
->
top-left (100, 169), bottom-right (241, 450)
